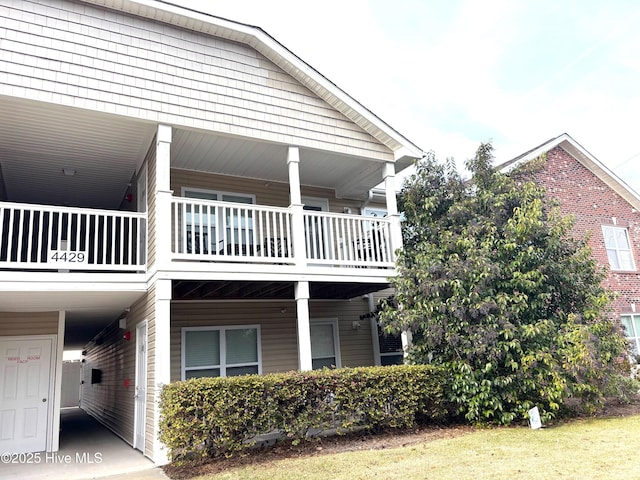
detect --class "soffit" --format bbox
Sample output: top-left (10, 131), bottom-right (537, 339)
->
top-left (0, 96), bottom-right (156, 209)
top-left (0, 288), bottom-right (145, 349)
top-left (171, 128), bottom-right (387, 199)
top-left (0, 96), bottom-right (387, 208)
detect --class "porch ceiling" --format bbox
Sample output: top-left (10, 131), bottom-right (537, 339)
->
top-left (0, 96), bottom-right (157, 210)
top-left (172, 280), bottom-right (389, 301)
top-left (171, 129), bottom-right (388, 200)
top-left (0, 289), bottom-right (144, 349)
top-left (0, 96), bottom-right (390, 210)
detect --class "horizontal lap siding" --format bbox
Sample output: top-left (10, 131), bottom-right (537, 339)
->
top-left (170, 298), bottom-right (374, 381)
top-left (171, 169), bottom-right (365, 213)
top-left (80, 289), bottom-right (154, 455)
top-left (145, 141), bottom-right (157, 270)
top-left (170, 301), bottom-right (299, 381)
top-left (81, 315), bottom-right (136, 446)
top-left (310, 300), bottom-right (375, 368)
top-left (1, 0), bottom-right (391, 160)
top-left (0, 311), bottom-right (58, 335)
top-left (129, 284), bottom-right (156, 460)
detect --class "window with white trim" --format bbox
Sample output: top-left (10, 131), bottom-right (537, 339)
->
top-left (602, 225), bottom-right (635, 271)
top-left (377, 324), bottom-right (404, 366)
top-left (621, 315), bottom-right (640, 356)
top-left (182, 188), bottom-right (255, 255)
top-left (181, 326), bottom-right (261, 379)
top-left (310, 319), bottom-right (341, 370)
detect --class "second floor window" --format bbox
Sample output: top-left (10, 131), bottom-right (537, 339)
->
top-left (621, 315), bottom-right (640, 356)
top-left (602, 225), bottom-right (635, 271)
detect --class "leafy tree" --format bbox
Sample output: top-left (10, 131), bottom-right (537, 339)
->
top-left (379, 143), bottom-right (631, 425)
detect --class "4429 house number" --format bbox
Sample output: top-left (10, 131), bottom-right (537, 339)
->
top-left (50, 251), bottom-right (87, 263)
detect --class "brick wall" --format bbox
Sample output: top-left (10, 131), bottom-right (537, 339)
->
top-left (532, 146), bottom-right (640, 317)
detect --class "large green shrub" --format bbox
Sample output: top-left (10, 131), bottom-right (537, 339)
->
top-left (159, 365), bottom-right (449, 462)
top-left (379, 145), bottom-right (630, 425)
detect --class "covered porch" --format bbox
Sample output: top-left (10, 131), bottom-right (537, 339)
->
top-left (0, 98), bottom-right (406, 277)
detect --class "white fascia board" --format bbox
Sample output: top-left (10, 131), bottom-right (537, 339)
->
top-left (157, 266), bottom-right (394, 283)
top-left (499, 134), bottom-right (569, 173)
top-left (0, 273), bottom-right (148, 291)
top-left (86, 0), bottom-right (423, 161)
top-left (560, 140), bottom-right (640, 208)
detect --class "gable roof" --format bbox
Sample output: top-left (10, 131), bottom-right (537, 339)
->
top-left (498, 133), bottom-right (640, 211)
top-left (81, 0), bottom-right (423, 168)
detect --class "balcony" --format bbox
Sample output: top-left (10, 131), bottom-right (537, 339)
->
top-left (0, 202), bottom-right (146, 272)
top-left (0, 198), bottom-right (395, 276)
top-left (170, 197), bottom-right (395, 270)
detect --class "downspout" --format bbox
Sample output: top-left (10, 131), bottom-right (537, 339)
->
top-left (360, 190), bottom-right (374, 214)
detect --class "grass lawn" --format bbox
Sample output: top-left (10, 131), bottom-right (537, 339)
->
top-left (178, 414), bottom-right (640, 480)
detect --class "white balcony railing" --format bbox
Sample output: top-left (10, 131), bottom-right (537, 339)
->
top-left (170, 197), bottom-right (395, 268)
top-left (0, 202), bottom-right (146, 271)
top-left (303, 211), bottom-right (394, 267)
top-left (171, 198), bottom-right (294, 263)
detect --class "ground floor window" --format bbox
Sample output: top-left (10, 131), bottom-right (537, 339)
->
top-left (621, 315), bottom-right (640, 356)
top-left (378, 324), bottom-right (404, 365)
top-left (181, 325), bottom-right (261, 379)
top-left (310, 318), bottom-right (341, 369)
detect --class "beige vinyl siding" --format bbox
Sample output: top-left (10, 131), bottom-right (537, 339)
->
top-left (81, 316), bottom-right (136, 446)
top-left (80, 288), bottom-right (155, 456)
top-left (131, 284), bottom-right (156, 460)
top-left (171, 301), bottom-right (298, 381)
top-left (170, 297), bottom-right (374, 381)
top-left (371, 287), bottom-right (396, 305)
top-left (0, 311), bottom-right (58, 335)
top-left (2, 0), bottom-right (391, 160)
top-left (145, 142), bottom-right (158, 270)
top-left (171, 168), bottom-right (364, 213)
top-left (310, 300), bottom-right (375, 368)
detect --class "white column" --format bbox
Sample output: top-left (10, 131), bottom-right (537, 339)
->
top-left (153, 278), bottom-right (172, 465)
top-left (155, 125), bottom-right (173, 269)
top-left (383, 162), bottom-right (403, 255)
top-left (288, 146), bottom-right (306, 267)
top-left (295, 281), bottom-right (313, 371)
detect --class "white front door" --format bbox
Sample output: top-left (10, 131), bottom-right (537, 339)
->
top-left (0, 337), bottom-right (52, 453)
top-left (134, 322), bottom-right (147, 452)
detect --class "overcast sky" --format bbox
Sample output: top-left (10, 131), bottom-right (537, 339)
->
top-left (178, 0), bottom-right (640, 193)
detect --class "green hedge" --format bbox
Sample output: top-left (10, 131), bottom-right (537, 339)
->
top-left (159, 365), bottom-right (449, 462)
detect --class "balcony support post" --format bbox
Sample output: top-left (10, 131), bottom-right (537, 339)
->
top-left (287, 146), bottom-right (306, 267)
top-left (155, 125), bottom-right (173, 269)
top-left (152, 278), bottom-right (172, 464)
top-left (383, 162), bottom-right (403, 254)
top-left (295, 280), bottom-right (313, 371)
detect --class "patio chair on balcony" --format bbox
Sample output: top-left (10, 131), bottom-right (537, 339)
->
top-left (262, 237), bottom-right (289, 259)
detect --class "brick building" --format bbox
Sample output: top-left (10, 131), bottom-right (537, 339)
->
top-left (500, 133), bottom-right (640, 356)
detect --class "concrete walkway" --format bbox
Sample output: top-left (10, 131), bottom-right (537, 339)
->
top-left (1, 408), bottom-right (169, 480)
